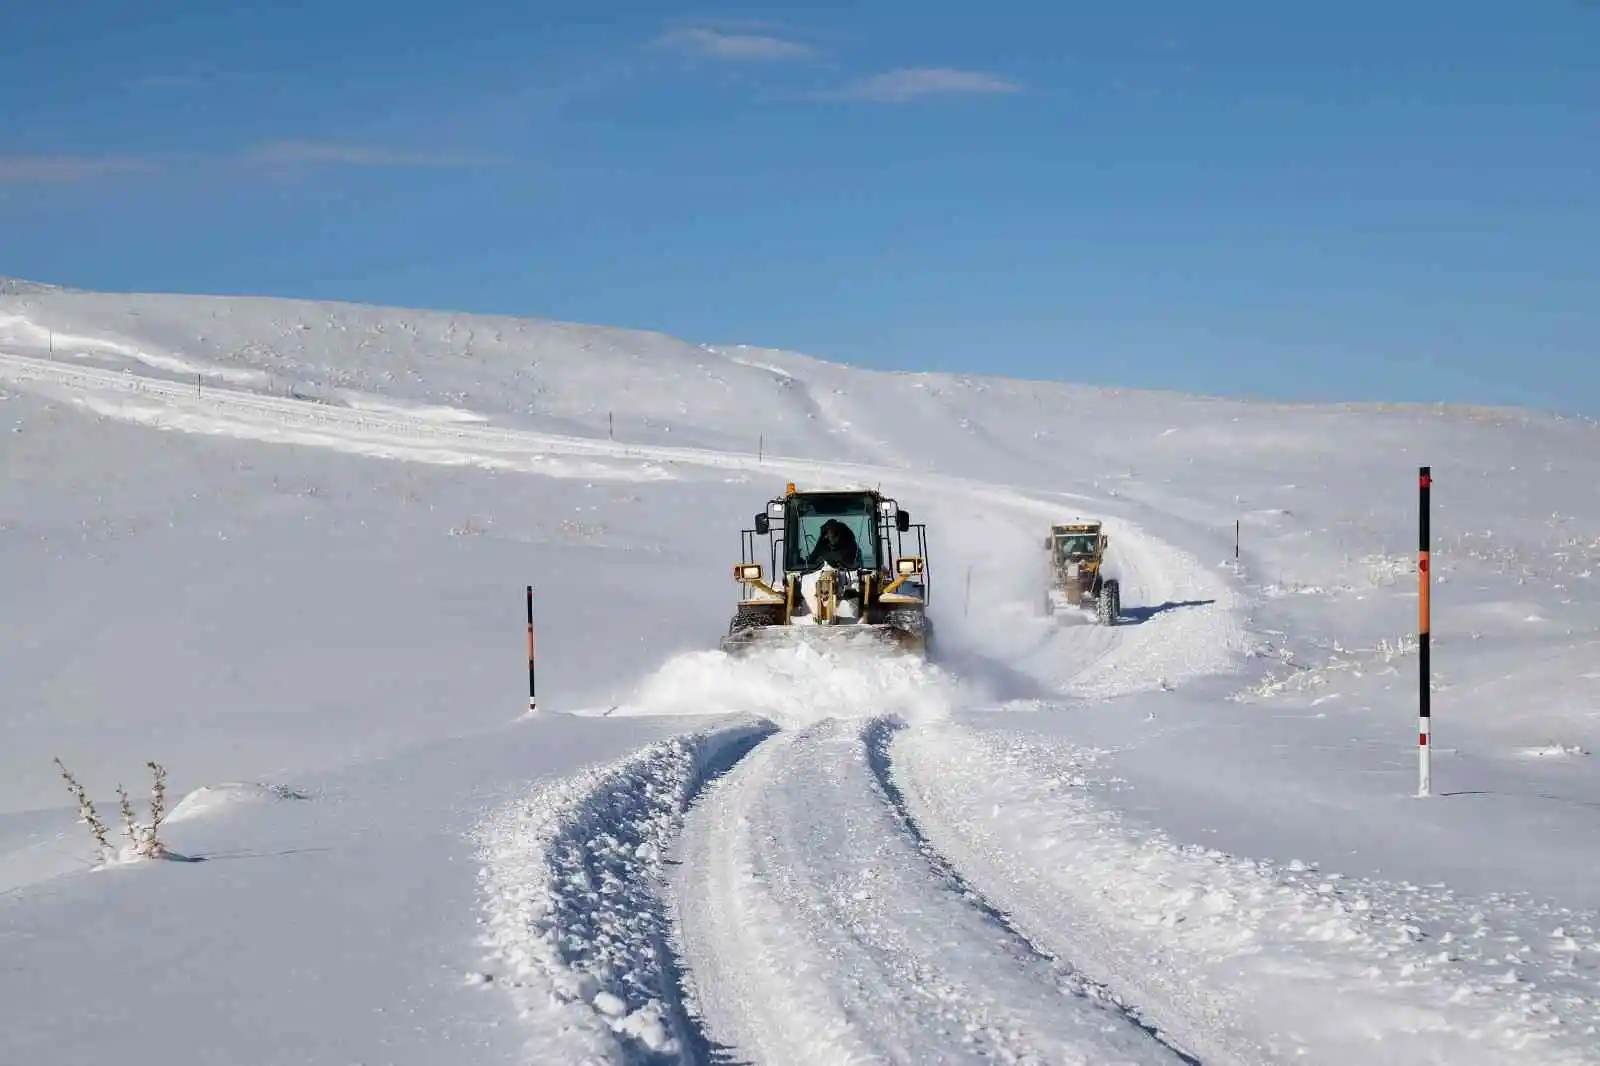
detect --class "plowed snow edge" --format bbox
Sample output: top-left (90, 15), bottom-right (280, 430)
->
top-left (473, 718), bottom-right (777, 1065)
top-left (889, 723), bottom-right (1600, 1066)
top-left (864, 717), bottom-right (1206, 1065)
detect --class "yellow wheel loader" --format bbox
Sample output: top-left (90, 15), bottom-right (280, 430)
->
top-left (723, 482), bottom-right (933, 658)
top-left (1044, 519), bottom-right (1121, 625)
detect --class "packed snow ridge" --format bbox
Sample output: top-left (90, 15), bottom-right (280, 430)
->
top-left (894, 725), bottom-right (1600, 1066)
top-left (475, 720), bottom-right (775, 1063)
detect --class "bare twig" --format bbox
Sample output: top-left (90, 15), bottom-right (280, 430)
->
top-left (53, 757), bottom-right (112, 861)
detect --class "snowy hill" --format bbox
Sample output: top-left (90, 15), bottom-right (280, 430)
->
top-left (4, 280), bottom-right (1600, 1065)
top-left (0, 276), bottom-right (71, 296)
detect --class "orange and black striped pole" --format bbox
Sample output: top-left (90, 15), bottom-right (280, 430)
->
top-left (1418, 466), bottom-right (1431, 796)
top-left (526, 585), bottom-right (537, 714)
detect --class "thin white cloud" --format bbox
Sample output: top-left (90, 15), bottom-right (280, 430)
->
top-left (656, 26), bottom-right (814, 61)
top-left (821, 67), bottom-right (1022, 103)
top-left (239, 141), bottom-right (501, 169)
top-left (127, 73), bottom-right (207, 89)
top-left (0, 141), bottom-right (502, 187)
top-left (0, 155), bottom-right (159, 184)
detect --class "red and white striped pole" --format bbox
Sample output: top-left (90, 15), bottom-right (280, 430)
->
top-left (526, 584), bottom-right (538, 714)
top-left (1418, 466), bottom-right (1432, 796)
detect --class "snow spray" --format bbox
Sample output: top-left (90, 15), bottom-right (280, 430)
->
top-left (1418, 466), bottom-right (1431, 796)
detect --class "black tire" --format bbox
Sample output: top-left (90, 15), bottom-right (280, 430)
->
top-left (883, 607), bottom-right (931, 657)
top-left (727, 601), bottom-right (784, 637)
top-left (1097, 579), bottom-right (1120, 625)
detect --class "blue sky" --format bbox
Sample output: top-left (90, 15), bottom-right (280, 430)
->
top-left (3, 2), bottom-right (1596, 414)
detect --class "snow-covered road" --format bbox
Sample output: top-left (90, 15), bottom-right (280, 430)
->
top-left (670, 715), bottom-right (1193, 1066)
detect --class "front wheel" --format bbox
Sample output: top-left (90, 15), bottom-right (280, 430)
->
top-left (728, 601), bottom-right (783, 637)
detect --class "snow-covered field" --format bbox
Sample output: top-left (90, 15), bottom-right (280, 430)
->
top-left (3, 281), bottom-right (1599, 1064)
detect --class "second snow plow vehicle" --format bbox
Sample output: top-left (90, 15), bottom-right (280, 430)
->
top-left (724, 482), bottom-right (932, 658)
top-left (1044, 519), bottom-right (1121, 625)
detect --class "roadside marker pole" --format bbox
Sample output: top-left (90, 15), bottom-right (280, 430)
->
top-left (1418, 466), bottom-right (1432, 797)
top-left (526, 585), bottom-right (537, 714)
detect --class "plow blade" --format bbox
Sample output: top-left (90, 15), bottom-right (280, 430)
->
top-left (722, 623), bottom-right (926, 659)
top-left (1046, 588), bottom-right (1092, 620)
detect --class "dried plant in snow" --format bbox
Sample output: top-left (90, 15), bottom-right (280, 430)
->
top-left (147, 760), bottom-right (168, 831)
top-left (54, 757), bottom-right (112, 862)
top-left (116, 784), bottom-right (141, 850)
top-left (54, 757), bottom-right (171, 863)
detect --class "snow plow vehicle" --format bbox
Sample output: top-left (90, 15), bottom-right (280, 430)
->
top-left (724, 482), bottom-right (932, 658)
top-left (1044, 519), bottom-right (1121, 625)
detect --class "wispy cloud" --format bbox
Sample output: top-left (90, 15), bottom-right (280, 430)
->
top-left (819, 67), bottom-right (1022, 103)
top-left (0, 141), bottom-right (502, 188)
top-left (0, 155), bottom-right (159, 184)
top-left (239, 141), bottom-right (502, 169)
top-left (123, 60), bottom-right (222, 92)
top-left (656, 26), bottom-right (814, 61)
top-left (127, 73), bottom-right (207, 90)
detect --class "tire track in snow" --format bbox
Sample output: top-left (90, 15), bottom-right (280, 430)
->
top-left (716, 346), bottom-right (919, 470)
top-left (924, 489), bottom-right (1247, 705)
top-left (888, 723), bottom-right (1600, 1066)
top-left (863, 717), bottom-right (1205, 1066)
top-left (1051, 508), bottom-right (1243, 700)
top-left (886, 722), bottom-right (1275, 1066)
top-left (668, 715), bottom-right (1191, 1066)
top-left (474, 718), bottom-right (777, 1065)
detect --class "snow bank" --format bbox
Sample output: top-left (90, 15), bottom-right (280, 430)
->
top-left (473, 719), bottom-right (774, 1063)
top-left (894, 723), bottom-right (1600, 1066)
top-left (164, 781), bottom-right (314, 823)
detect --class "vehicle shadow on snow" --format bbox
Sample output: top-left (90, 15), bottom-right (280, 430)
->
top-left (1117, 598), bottom-right (1215, 625)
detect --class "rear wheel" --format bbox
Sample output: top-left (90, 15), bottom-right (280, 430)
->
top-left (1096, 579), bottom-right (1121, 625)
